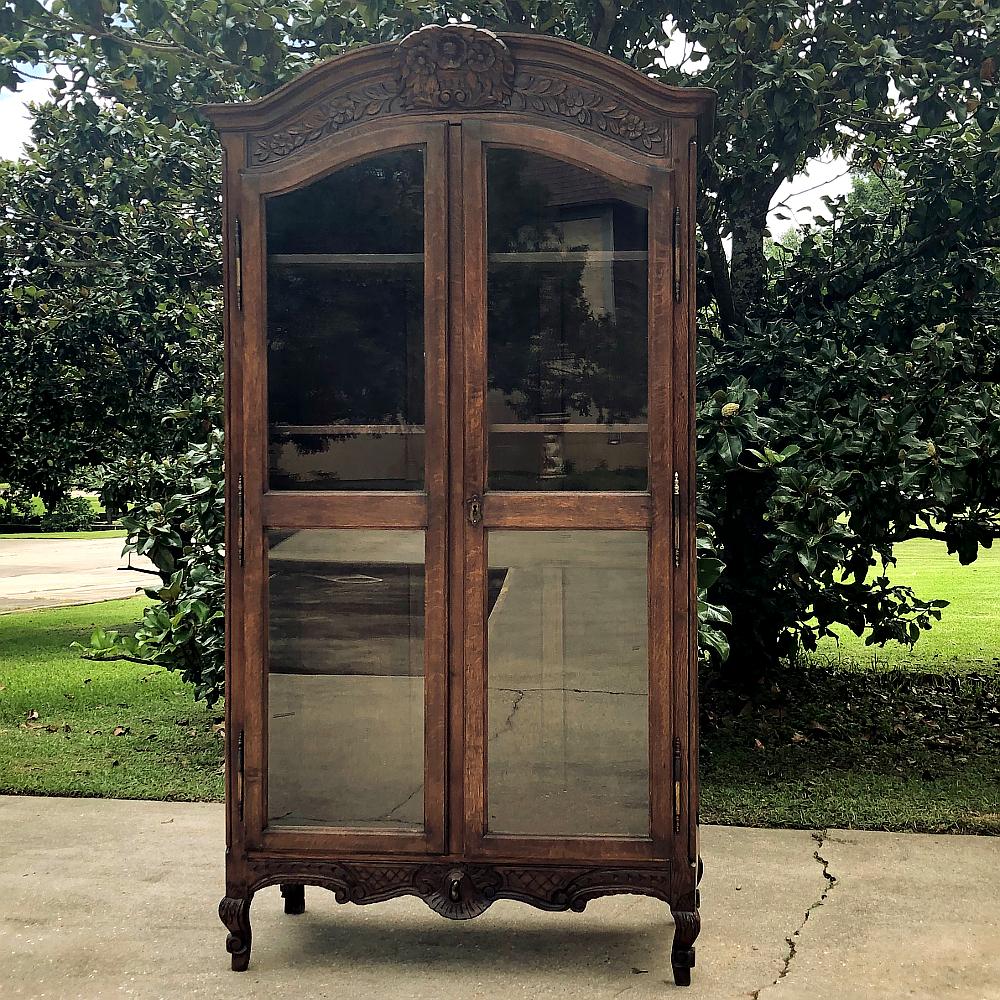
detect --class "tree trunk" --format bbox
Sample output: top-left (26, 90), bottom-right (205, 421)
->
top-left (729, 203), bottom-right (769, 318)
top-left (714, 468), bottom-right (787, 690)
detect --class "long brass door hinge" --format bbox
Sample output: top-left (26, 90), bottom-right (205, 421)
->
top-left (236, 729), bottom-right (245, 821)
top-left (237, 473), bottom-right (245, 567)
top-left (234, 218), bottom-right (243, 311)
top-left (673, 736), bottom-right (683, 833)
top-left (672, 205), bottom-right (682, 302)
top-left (673, 471), bottom-right (682, 567)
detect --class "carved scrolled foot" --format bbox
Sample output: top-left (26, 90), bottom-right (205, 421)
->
top-left (281, 883), bottom-right (305, 915)
top-left (670, 909), bottom-right (700, 987)
top-left (219, 895), bottom-right (253, 971)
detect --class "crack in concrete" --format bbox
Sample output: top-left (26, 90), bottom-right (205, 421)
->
top-left (751, 830), bottom-right (838, 998)
top-left (380, 783), bottom-right (423, 822)
top-left (489, 687), bottom-right (525, 741)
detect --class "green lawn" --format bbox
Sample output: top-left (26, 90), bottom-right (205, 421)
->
top-left (701, 537), bottom-right (999, 833)
top-left (700, 661), bottom-right (1000, 834)
top-left (0, 599), bottom-right (223, 800)
top-left (816, 536), bottom-right (1000, 673)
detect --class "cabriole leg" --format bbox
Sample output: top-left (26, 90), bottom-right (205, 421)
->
top-left (670, 909), bottom-right (700, 987)
top-left (219, 894), bottom-right (253, 971)
top-left (281, 883), bottom-right (305, 915)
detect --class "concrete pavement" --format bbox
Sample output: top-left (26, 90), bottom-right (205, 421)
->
top-left (0, 537), bottom-right (155, 611)
top-left (1, 796), bottom-right (998, 999)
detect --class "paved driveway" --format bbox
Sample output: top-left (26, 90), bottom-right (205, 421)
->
top-left (0, 796), bottom-right (998, 999)
top-left (0, 537), bottom-right (156, 611)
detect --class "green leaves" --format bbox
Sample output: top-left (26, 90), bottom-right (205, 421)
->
top-left (85, 416), bottom-right (226, 704)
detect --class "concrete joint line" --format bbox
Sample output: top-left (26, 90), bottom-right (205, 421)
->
top-left (751, 829), bottom-right (839, 998)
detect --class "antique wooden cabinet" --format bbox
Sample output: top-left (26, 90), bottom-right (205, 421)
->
top-left (205, 24), bottom-right (714, 987)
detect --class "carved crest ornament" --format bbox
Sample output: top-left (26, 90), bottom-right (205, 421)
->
top-left (394, 24), bottom-right (515, 109)
top-left (249, 24), bottom-right (666, 164)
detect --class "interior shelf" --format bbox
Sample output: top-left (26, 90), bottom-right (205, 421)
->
top-left (269, 253), bottom-right (424, 266)
top-left (488, 250), bottom-right (648, 263)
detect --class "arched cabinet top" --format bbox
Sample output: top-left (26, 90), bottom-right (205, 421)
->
top-left (203, 25), bottom-right (715, 169)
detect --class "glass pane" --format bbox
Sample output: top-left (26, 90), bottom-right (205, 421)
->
top-left (267, 528), bottom-right (424, 829)
top-left (487, 530), bottom-right (649, 837)
top-left (266, 150), bottom-right (425, 490)
top-left (486, 149), bottom-right (648, 491)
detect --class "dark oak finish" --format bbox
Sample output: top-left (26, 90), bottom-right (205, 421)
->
top-left (205, 23), bottom-right (714, 988)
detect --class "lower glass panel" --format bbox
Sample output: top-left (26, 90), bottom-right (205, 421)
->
top-left (267, 528), bottom-right (425, 830)
top-left (487, 530), bottom-right (649, 837)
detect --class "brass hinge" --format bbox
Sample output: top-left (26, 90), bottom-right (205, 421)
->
top-left (673, 471), bottom-right (682, 568)
top-left (237, 473), bottom-right (245, 567)
top-left (236, 729), bottom-right (245, 821)
top-left (234, 218), bottom-right (243, 311)
top-left (673, 736), bottom-right (683, 833)
top-left (672, 205), bottom-right (682, 303)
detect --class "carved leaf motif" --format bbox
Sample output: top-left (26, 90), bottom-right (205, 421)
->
top-left (508, 72), bottom-right (664, 152)
top-left (250, 81), bottom-right (400, 164)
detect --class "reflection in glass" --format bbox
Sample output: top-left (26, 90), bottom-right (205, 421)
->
top-left (486, 149), bottom-right (649, 491)
top-left (266, 150), bottom-right (425, 490)
top-left (487, 530), bottom-right (649, 837)
top-left (267, 529), bottom-right (424, 829)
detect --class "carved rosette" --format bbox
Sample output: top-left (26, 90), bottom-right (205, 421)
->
top-left (244, 860), bottom-right (673, 920)
top-left (394, 24), bottom-right (514, 110)
top-left (247, 24), bottom-right (666, 165)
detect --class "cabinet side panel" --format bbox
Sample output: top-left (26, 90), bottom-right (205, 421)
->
top-left (221, 131), bottom-right (247, 882)
top-left (668, 118), bottom-right (700, 906)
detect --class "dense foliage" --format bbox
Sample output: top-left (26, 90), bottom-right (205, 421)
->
top-left (2, 0), bottom-right (998, 701)
top-left (0, 100), bottom-right (221, 514)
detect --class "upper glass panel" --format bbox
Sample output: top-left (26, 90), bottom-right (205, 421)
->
top-left (266, 150), bottom-right (425, 490)
top-left (486, 148), bottom-right (649, 492)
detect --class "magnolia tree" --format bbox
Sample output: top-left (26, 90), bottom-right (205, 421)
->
top-left (1, 0), bottom-right (998, 702)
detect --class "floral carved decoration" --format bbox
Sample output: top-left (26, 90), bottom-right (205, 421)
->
top-left (242, 859), bottom-right (675, 920)
top-left (247, 25), bottom-right (665, 164)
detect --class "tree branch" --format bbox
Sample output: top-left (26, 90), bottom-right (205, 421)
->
top-left (894, 528), bottom-right (949, 543)
top-left (590, 0), bottom-right (619, 53)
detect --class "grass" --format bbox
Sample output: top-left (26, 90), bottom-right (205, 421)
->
top-left (0, 598), bottom-right (223, 801)
top-left (701, 536), bottom-right (1000, 833)
top-left (816, 536), bottom-right (1000, 674)
top-left (700, 660), bottom-right (1000, 834)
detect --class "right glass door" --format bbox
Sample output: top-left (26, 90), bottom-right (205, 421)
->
top-left (462, 125), bottom-right (677, 860)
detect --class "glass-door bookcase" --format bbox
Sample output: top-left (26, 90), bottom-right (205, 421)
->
top-left (205, 24), bottom-right (714, 987)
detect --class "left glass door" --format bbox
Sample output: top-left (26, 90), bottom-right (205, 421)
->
top-left (240, 125), bottom-right (448, 854)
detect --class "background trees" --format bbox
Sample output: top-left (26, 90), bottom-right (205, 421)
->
top-left (1, 0), bottom-right (998, 701)
top-left (0, 99), bottom-right (221, 516)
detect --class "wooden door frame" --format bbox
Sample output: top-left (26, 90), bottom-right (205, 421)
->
top-left (234, 120), bottom-right (450, 856)
top-left (457, 119), bottom-right (680, 863)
